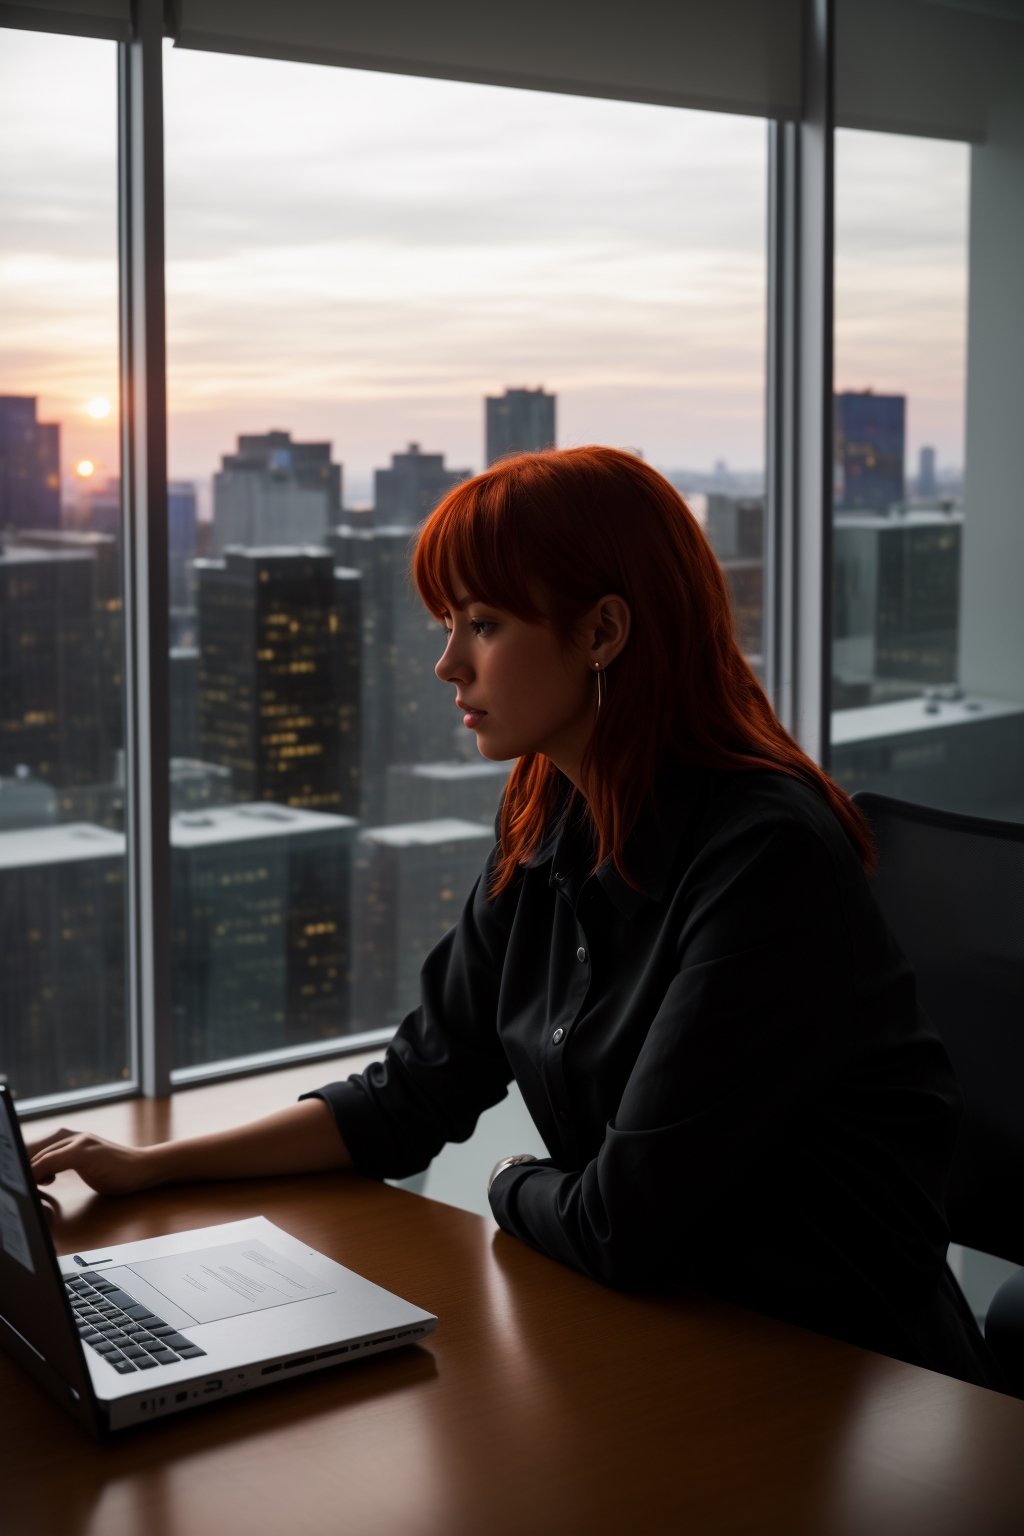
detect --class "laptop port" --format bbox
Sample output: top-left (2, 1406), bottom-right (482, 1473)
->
top-left (175, 1391), bottom-right (188, 1402)
top-left (202, 1379), bottom-right (222, 1394)
top-left (261, 1363), bottom-right (282, 1375)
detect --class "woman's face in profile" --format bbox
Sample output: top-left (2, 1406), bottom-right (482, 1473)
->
top-left (434, 587), bottom-right (594, 781)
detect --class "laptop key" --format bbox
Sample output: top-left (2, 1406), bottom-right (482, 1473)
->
top-left (110, 1357), bottom-right (138, 1374)
top-left (103, 1289), bottom-right (135, 1308)
top-left (176, 1346), bottom-right (207, 1359)
top-left (146, 1349), bottom-right (178, 1364)
top-left (161, 1333), bottom-right (195, 1351)
top-left (134, 1356), bottom-right (159, 1370)
top-left (123, 1305), bottom-right (151, 1320)
top-left (92, 1340), bottom-right (117, 1354)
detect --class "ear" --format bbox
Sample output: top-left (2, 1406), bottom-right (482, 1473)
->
top-left (584, 594), bottom-right (631, 668)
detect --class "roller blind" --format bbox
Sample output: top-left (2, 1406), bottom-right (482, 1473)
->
top-left (0, 0), bottom-right (131, 40)
top-left (169, 0), bottom-right (804, 119)
top-left (836, 0), bottom-right (1024, 143)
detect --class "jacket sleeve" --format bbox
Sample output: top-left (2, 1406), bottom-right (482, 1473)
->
top-left (301, 841), bottom-right (518, 1179)
top-left (487, 819), bottom-right (913, 1289)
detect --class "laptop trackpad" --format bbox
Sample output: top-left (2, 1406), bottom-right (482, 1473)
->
top-left (122, 1238), bottom-right (336, 1325)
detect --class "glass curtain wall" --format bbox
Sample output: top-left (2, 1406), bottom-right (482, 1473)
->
top-left (830, 5), bottom-right (1024, 822)
top-left (162, 46), bottom-right (768, 1071)
top-left (0, 29), bottom-right (129, 1101)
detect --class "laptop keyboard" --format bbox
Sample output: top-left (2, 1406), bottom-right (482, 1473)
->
top-left (65, 1270), bottom-right (206, 1376)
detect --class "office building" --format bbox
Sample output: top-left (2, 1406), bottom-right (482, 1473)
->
top-left (9, 527), bottom-right (123, 774)
top-left (69, 475), bottom-right (120, 537)
top-left (168, 479), bottom-right (199, 609)
top-left (385, 760), bottom-right (511, 827)
top-left (0, 768), bottom-right (58, 832)
top-left (832, 695), bottom-right (1024, 821)
top-left (833, 511), bottom-right (963, 697)
top-left (917, 445), bottom-right (938, 501)
top-left (196, 546), bottom-right (360, 816)
top-left (372, 442), bottom-right (471, 526)
top-left (329, 526), bottom-right (458, 823)
top-left (352, 818), bottom-right (493, 1029)
top-left (168, 758), bottom-right (233, 814)
top-left (0, 821), bottom-right (126, 1100)
top-left (170, 803), bottom-right (357, 1067)
top-left (0, 543), bottom-right (107, 788)
top-left (212, 430), bottom-right (342, 552)
top-left (485, 387), bottom-right (556, 465)
top-left (170, 645), bottom-right (199, 760)
top-left (705, 494), bottom-right (765, 665)
top-left (833, 391), bottom-right (906, 513)
top-left (0, 395), bottom-right (60, 532)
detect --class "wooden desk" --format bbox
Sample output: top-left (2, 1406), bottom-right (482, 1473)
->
top-left (6, 1073), bottom-right (1024, 1536)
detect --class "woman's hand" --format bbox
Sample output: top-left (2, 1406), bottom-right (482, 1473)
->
top-left (27, 1128), bottom-right (163, 1197)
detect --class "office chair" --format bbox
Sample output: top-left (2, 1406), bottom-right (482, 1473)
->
top-left (853, 792), bottom-right (1024, 1395)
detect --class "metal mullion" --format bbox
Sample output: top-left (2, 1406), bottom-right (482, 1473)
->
top-left (118, 0), bottom-right (171, 1096)
top-left (765, 0), bottom-right (834, 767)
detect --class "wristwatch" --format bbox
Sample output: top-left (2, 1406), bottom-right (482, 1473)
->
top-left (487, 1154), bottom-right (536, 1196)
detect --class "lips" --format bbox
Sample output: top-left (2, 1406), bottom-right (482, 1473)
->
top-left (456, 699), bottom-right (486, 715)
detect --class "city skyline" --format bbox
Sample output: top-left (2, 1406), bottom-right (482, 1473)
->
top-left (1, 30), bottom-right (969, 508)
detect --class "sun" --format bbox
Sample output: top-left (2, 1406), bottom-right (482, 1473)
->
top-left (75, 459), bottom-right (96, 479)
top-left (85, 396), bottom-right (112, 420)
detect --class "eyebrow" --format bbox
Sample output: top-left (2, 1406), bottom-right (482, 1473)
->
top-left (444, 594), bottom-right (481, 612)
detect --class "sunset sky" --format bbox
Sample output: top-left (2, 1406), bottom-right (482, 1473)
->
top-left (1, 28), bottom-right (969, 511)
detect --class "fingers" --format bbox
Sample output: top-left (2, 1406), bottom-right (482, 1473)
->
top-left (29, 1132), bottom-right (93, 1186)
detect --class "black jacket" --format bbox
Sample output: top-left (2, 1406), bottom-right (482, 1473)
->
top-left (307, 762), bottom-right (1002, 1389)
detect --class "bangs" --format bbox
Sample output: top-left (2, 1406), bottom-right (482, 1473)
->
top-left (412, 470), bottom-right (548, 623)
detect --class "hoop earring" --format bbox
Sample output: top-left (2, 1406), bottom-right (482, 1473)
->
top-left (593, 661), bottom-right (605, 714)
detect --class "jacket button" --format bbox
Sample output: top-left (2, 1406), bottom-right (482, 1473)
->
top-left (576, 946), bottom-right (586, 963)
top-left (552, 1028), bottom-right (564, 1045)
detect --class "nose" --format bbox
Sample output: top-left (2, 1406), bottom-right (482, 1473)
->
top-left (435, 631), bottom-right (469, 684)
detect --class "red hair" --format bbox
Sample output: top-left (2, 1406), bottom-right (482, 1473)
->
top-left (413, 446), bottom-right (873, 893)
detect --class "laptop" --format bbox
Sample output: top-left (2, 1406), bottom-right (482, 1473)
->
top-left (0, 1084), bottom-right (437, 1437)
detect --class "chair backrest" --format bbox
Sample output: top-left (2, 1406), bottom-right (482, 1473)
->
top-left (853, 792), bottom-right (1024, 1267)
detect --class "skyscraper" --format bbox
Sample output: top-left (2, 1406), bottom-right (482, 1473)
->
top-left (485, 387), bottom-right (556, 465)
top-left (705, 494), bottom-right (765, 667)
top-left (196, 546), bottom-right (360, 816)
top-left (351, 818), bottom-right (493, 1029)
top-left (328, 526), bottom-right (458, 823)
top-left (0, 543), bottom-right (107, 788)
top-left (9, 528), bottom-right (123, 778)
top-left (0, 821), bottom-right (126, 1099)
top-left (168, 480), bottom-right (199, 609)
top-left (170, 803), bottom-right (357, 1067)
top-left (917, 445), bottom-right (938, 501)
top-left (833, 391), bottom-right (906, 513)
top-left (212, 431), bottom-right (343, 552)
top-left (372, 442), bottom-right (471, 526)
top-left (833, 510), bottom-right (963, 696)
top-left (0, 395), bottom-right (60, 531)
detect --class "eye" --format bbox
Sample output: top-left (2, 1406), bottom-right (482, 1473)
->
top-left (470, 619), bottom-right (496, 637)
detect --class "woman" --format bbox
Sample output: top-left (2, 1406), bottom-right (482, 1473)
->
top-left (30, 446), bottom-right (1000, 1389)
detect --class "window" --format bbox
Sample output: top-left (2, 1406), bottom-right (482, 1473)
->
top-left (162, 47), bottom-right (768, 1071)
top-left (830, 27), bottom-right (1024, 823)
top-left (0, 29), bottom-right (129, 1101)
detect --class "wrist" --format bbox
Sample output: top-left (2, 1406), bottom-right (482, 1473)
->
top-left (487, 1154), bottom-right (536, 1197)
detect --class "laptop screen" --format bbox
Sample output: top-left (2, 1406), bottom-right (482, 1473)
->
top-left (0, 1085), bottom-right (98, 1431)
